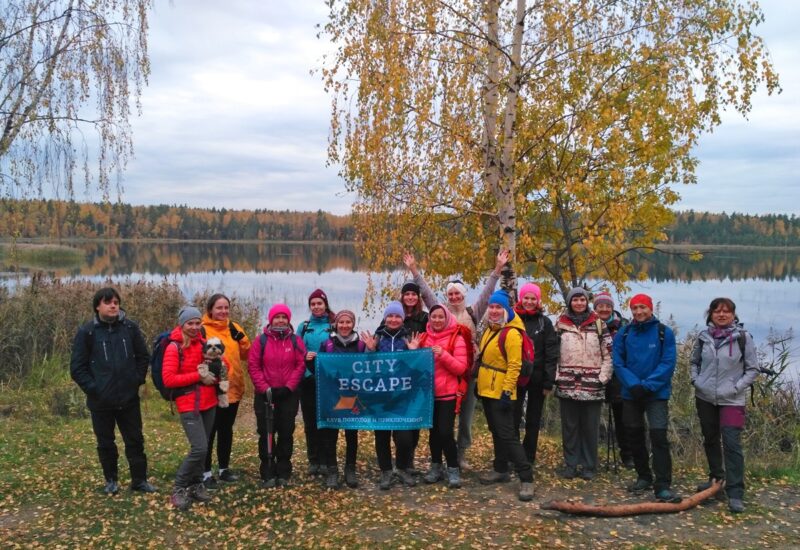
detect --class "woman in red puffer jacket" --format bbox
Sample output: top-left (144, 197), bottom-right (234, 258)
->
top-left (162, 306), bottom-right (220, 511)
top-left (419, 304), bottom-right (469, 489)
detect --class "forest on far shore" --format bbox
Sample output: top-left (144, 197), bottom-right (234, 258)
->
top-left (0, 199), bottom-right (798, 247)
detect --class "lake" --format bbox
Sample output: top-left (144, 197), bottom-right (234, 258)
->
top-left (3, 241), bottom-right (798, 372)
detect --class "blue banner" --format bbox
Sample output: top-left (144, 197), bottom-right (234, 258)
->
top-left (315, 349), bottom-right (434, 430)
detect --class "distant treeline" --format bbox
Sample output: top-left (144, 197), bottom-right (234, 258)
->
top-left (666, 211), bottom-right (800, 246)
top-left (0, 199), bottom-right (354, 241)
top-left (1, 199), bottom-right (798, 246)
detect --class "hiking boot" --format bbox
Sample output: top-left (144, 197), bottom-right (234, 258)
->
top-left (189, 482), bottom-right (212, 502)
top-left (627, 478), bottom-right (653, 492)
top-left (655, 488), bottom-right (681, 503)
top-left (379, 470), bottom-right (393, 490)
top-left (103, 479), bottom-right (119, 495)
top-left (579, 469), bottom-right (595, 481)
top-left (728, 498), bottom-right (745, 513)
top-left (518, 482), bottom-right (534, 502)
top-left (344, 464), bottom-right (358, 488)
top-left (556, 466), bottom-right (577, 480)
top-left (171, 487), bottom-right (191, 511)
top-left (396, 469), bottom-right (417, 487)
top-left (622, 456), bottom-right (636, 470)
top-left (307, 463), bottom-right (322, 476)
top-left (424, 463), bottom-right (444, 484)
top-left (480, 470), bottom-right (511, 485)
top-left (261, 478), bottom-right (277, 489)
top-left (130, 480), bottom-right (158, 493)
top-left (446, 467), bottom-right (461, 489)
top-left (219, 469), bottom-right (239, 483)
top-left (276, 478), bottom-right (289, 488)
top-left (202, 476), bottom-right (218, 491)
top-left (325, 467), bottom-right (339, 490)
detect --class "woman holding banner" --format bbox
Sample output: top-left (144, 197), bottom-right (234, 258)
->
top-left (298, 289), bottom-right (335, 478)
top-left (419, 305), bottom-right (470, 488)
top-left (317, 309), bottom-right (365, 490)
top-left (475, 291), bottom-right (534, 502)
top-left (362, 301), bottom-right (421, 490)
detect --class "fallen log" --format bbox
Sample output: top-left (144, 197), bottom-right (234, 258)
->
top-left (541, 479), bottom-right (724, 517)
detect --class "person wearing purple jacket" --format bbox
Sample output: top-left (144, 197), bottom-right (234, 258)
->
top-left (248, 304), bottom-right (306, 488)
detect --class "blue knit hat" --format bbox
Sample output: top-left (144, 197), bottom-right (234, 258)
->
top-left (383, 301), bottom-right (405, 320)
top-left (488, 290), bottom-right (515, 321)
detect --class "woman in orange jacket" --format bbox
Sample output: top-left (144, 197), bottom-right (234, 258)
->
top-left (201, 294), bottom-right (251, 488)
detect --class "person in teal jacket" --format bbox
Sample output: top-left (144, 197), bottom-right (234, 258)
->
top-left (612, 293), bottom-right (678, 502)
top-left (299, 289), bottom-right (335, 476)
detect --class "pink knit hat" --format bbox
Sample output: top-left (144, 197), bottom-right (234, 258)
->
top-left (518, 283), bottom-right (541, 301)
top-left (268, 303), bottom-right (292, 324)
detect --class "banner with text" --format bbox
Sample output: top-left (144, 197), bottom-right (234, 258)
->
top-left (315, 349), bottom-right (434, 430)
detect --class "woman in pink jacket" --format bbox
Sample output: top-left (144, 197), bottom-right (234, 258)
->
top-left (247, 304), bottom-right (306, 488)
top-left (420, 305), bottom-right (469, 488)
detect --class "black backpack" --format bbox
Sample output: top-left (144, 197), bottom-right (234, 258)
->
top-left (150, 331), bottom-right (196, 401)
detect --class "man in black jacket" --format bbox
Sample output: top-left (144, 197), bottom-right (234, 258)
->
top-left (70, 287), bottom-right (156, 495)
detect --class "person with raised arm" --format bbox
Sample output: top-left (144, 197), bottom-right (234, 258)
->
top-left (403, 250), bottom-right (508, 469)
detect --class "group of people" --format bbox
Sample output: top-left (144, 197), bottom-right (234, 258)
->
top-left (70, 254), bottom-right (760, 514)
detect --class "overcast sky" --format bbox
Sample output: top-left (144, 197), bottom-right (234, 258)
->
top-left (112, 0), bottom-right (798, 215)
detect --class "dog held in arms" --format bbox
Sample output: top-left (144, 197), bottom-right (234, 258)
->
top-left (199, 337), bottom-right (229, 408)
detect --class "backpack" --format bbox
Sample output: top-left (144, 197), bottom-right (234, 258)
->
top-left (150, 331), bottom-right (196, 401)
top-left (420, 325), bottom-right (474, 414)
top-left (498, 326), bottom-right (536, 387)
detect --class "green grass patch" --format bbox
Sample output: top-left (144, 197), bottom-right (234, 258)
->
top-left (0, 242), bottom-right (84, 269)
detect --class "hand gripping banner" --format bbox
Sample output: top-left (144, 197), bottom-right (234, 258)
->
top-left (315, 349), bottom-right (434, 430)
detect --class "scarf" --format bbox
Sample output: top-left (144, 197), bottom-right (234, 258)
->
top-left (334, 331), bottom-right (359, 347)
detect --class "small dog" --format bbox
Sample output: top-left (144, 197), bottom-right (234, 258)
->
top-left (201, 337), bottom-right (229, 408)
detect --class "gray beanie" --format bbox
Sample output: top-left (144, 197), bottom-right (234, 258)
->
top-left (178, 306), bottom-right (202, 326)
top-left (566, 287), bottom-right (589, 310)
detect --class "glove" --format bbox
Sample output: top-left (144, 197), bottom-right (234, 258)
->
top-left (271, 386), bottom-right (291, 401)
top-left (499, 390), bottom-right (513, 410)
top-left (629, 385), bottom-right (648, 401)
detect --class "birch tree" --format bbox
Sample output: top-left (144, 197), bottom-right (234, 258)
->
top-left (323, 0), bottom-right (778, 301)
top-left (0, 0), bottom-right (153, 201)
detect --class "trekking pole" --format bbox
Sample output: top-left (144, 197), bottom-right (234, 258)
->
top-left (266, 387), bottom-right (275, 475)
top-left (608, 403), bottom-right (619, 473)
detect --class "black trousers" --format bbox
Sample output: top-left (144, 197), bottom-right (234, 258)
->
top-left (89, 399), bottom-right (147, 483)
top-left (319, 428), bottom-right (358, 468)
top-left (299, 376), bottom-right (320, 465)
top-left (513, 383), bottom-right (547, 464)
top-left (482, 397), bottom-right (533, 482)
top-left (254, 391), bottom-right (300, 481)
top-left (696, 397), bottom-right (746, 499)
top-left (623, 399), bottom-right (672, 492)
top-left (375, 430), bottom-right (415, 471)
top-left (429, 399), bottom-right (458, 467)
top-left (204, 400), bottom-right (240, 471)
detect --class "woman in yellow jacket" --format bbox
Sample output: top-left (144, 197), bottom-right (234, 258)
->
top-left (476, 290), bottom-right (534, 501)
top-left (201, 293), bottom-right (251, 487)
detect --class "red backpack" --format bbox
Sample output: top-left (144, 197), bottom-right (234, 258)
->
top-left (421, 324), bottom-right (474, 414)
top-left (498, 326), bottom-right (536, 387)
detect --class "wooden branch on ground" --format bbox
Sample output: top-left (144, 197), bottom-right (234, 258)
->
top-left (541, 479), bottom-right (724, 517)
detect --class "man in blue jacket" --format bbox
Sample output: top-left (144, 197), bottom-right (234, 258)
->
top-left (70, 287), bottom-right (156, 495)
top-left (612, 293), bottom-right (678, 502)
